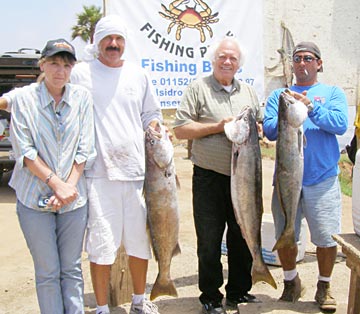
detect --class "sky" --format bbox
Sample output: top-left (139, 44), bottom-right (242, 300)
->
top-left (0, 0), bottom-right (103, 59)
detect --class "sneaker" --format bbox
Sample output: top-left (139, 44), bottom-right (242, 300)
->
top-left (279, 274), bottom-right (306, 302)
top-left (315, 280), bottom-right (337, 312)
top-left (202, 301), bottom-right (226, 314)
top-left (130, 299), bottom-right (159, 314)
top-left (226, 293), bottom-right (261, 309)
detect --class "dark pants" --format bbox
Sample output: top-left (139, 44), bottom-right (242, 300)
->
top-left (193, 165), bottom-right (253, 304)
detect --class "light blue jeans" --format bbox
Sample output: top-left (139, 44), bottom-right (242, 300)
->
top-left (17, 200), bottom-right (88, 314)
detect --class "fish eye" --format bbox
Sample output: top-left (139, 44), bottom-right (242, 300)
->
top-left (150, 139), bottom-right (155, 145)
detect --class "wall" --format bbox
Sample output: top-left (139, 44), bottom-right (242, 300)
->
top-left (263, 0), bottom-right (360, 107)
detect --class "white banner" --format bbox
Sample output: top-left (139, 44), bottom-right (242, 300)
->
top-left (104, 0), bottom-right (264, 108)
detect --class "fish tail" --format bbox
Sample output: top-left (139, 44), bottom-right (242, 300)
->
top-left (150, 275), bottom-right (178, 301)
top-left (272, 229), bottom-right (296, 251)
top-left (252, 259), bottom-right (277, 289)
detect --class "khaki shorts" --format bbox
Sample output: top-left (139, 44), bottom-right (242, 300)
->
top-left (85, 178), bottom-right (152, 264)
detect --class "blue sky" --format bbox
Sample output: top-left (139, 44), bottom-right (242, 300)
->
top-left (0, 0), bottom-right (103, 59)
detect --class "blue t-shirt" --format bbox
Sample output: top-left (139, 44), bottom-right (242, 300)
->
top-left (263, 82), bottom-right (348, 186)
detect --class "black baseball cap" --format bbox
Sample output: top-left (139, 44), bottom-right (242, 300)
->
top-left (41, 38), bottom-right (77, 61)
top-left (293, 41), bottom-right (323, 72)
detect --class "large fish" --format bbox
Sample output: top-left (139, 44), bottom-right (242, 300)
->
top-left (144, 122), bottom-right (181, 301)
top-left (272, 90), bottom-right (307, 251)
top-left (224, 107), bottom-right (277, 289)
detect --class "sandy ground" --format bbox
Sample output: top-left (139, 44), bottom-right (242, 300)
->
top-left (0, 144), bottom-right (355, 314)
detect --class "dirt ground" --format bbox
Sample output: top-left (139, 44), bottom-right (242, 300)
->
top-left (0, 144), bottom-right (355, 314)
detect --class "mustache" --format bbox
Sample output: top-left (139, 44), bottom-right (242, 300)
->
top-left (105, 46), bottom-right (120, 52)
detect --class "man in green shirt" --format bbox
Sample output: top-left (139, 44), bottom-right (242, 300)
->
top-left (173, 36), bottom-right (262, 314)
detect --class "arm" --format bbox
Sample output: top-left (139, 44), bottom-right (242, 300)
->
top-left (141, 71), bottom-right (163, 129)
top-left (74, 89), bottom-right (97, 170)
top-left (307, 87), bottom-right (348, 135)
top-left (66, 161), bottom-right (85, 186)
top-left (173, 80), bottom-right (233, 140)
top-left (173, 118), bottom-right (232, 140)
top-left (263, 89), bottom-right (282, 141)
top-left (24, 156), bottom-right (79, 210)
top-left (0, 97), bottom-right (8, 110)
top-left (0, 96), bottom-right (11, 112)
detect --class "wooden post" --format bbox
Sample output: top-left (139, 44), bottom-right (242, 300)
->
top-left (332, 234), bottom-right (360, 314)
top-left (108, 245), bottom-right (133, 307)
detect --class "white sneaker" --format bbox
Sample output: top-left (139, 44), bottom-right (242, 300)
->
top-left (129, 299), bottom-right (159, 314)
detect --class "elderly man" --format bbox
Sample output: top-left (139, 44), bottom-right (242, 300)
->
top-left (71, 15), bottom-right (162, 314)
top-left (173, 36), bottom-right (262, 314)
top-left (263, 42), bottom-right (348, 312)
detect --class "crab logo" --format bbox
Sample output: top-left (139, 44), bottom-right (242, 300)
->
top-left (159, 0), bottom-right (219, 43)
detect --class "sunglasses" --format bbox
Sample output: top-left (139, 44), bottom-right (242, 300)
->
top-left (293, 55), bottom-right (318, 63)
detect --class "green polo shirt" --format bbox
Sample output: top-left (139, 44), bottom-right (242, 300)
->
top-left (174, 74), bottom-right (262, 176)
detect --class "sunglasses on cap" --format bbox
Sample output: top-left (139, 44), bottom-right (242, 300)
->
top-left (293, 55), bottom-right (318, 63)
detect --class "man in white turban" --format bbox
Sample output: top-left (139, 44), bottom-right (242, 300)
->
top-left (71, 15), bottom-right (162, 314)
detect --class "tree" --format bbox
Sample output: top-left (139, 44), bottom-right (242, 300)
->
top-left (71, 5), bottom-right (102, 44)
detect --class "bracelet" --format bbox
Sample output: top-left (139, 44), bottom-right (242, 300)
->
top-left (45, 172), bottom-right (55, 184)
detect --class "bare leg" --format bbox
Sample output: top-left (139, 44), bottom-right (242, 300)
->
top-left (314, 246), bottom-right (337, 310)
top-left (317, 246), bottom-right (337, 277)
top-left (90, 262), bottom-right (111, 306)
top-left (277, 245), bottom-right (297, 271)
top-left (277, 245), bottom-right (305, 302)
top-left (129, 256), bottom-right (148, 294)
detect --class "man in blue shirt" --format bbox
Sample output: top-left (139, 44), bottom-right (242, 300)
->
top-left (263, 42), bottom-right (348, 312)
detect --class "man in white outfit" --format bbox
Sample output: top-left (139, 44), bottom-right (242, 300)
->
top-left (71, 15), bottom-right (162, 314)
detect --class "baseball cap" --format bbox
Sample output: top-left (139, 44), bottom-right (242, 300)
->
top-left (41, 38), bottom-right (77, 61)
top-left (292, 41), bottom-right (323, 72)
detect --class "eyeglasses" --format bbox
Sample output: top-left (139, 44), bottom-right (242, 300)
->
top-left (293, 55), bottom-right (318, 63)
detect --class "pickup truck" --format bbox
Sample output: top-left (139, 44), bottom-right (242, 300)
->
top-left (0, 48), bottom-right (41, 182)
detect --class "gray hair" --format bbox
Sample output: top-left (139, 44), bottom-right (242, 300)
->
top-left (207, 36), bottom-right (246, 67)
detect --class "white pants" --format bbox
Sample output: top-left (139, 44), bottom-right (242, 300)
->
top-left (85, 178), bottom-right (152, 264)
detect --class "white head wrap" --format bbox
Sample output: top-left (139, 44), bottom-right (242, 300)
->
top-left (83, 15), bottom-right (128, 61)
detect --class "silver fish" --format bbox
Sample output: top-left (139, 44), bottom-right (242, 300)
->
top-left (224, 107), bottom-right (277, 289)
top-left (144, 122), bottom-right (181, 301)
top-left (273, 91), bottom-right (304, 251)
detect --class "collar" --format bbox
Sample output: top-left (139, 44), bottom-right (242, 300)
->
top-left (210, 74), bottom-right (241, 93)
top-left (39, 81), bottom-right (72, 109)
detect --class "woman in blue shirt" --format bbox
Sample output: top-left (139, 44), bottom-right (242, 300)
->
top-left (0, 39), bottom-right (96, 314)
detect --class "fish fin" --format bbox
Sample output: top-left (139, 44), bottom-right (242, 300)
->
top-left (150, 276), bottom-right (178, 301)
top-left (172, 243), bottom-right (181, 257)
top-left (175, 174), bottom-right (181, 189)
top-left (303, 133), bottom-right (307, 148)
top-left (232, 148), bottom-right (239, 174)
top-left (272, 229), bottom-right (296, 251)
top-left (252, 258), bottom-right (277, 289)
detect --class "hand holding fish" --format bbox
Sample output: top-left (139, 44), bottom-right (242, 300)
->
top-left (288, 90), bottom-right (314, 112)
top-left (218, 116), bottom-right (235, 132)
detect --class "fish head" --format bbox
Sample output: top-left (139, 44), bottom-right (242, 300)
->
top-left (145, 123), bottom-right (174, 169)
top-left (224, 106), bottom-right (255, 145)
top-left (280, 90), bottom-right (308, 128)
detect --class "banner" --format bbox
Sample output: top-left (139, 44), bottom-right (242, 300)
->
top-left (104, 0), bottom-right (264, 108)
